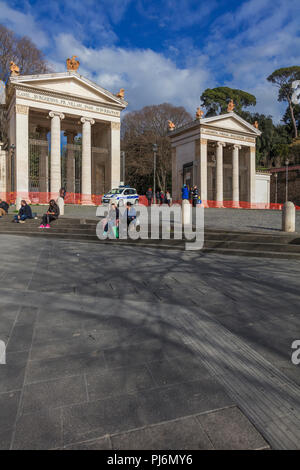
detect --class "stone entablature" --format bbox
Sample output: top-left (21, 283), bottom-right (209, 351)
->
top-left (15, 87), bottom-right (121, 118)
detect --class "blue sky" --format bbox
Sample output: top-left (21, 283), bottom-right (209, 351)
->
top-left (1, 0), bottom-right (300, 121)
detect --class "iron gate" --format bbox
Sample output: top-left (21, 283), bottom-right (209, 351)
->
top-left (29, 138), bottom-right (49, 192)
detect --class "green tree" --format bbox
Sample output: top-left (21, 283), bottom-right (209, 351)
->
top-left (200, 86), bottom-right (256, 116)
top-left (267, 66), bottom-right (300, 139)
top-left (240, 110), bottom-right (291, 167)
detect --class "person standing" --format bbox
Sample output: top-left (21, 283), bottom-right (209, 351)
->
top-left (192, 185), bottom-right (199, 207)
top-left (13, 200), bottom-right (33, 223)
top-left (156, 189), bottom-right (160, 205)
top-left (103, 203), bottom-right (119, 238)
top-left (165, 191), bottom-right (171, 206)
top-left (146, 188), bottom-right (153, 206)
top-left (181, 184), bottom-right (189, 200)
top-left (159, 190), bottom-right (164, 205)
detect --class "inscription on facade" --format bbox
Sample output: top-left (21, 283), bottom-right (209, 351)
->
top-left (202, 128), bottom-right (256, 143)
top-left (16, 89), bottom-right (120, 117)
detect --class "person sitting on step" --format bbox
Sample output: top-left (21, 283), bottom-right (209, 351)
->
top-left (13, 200), bottom-right (33, 223)
top-left (0, 199), bottom-right (9, 218)
top-left (39, 200), bottom-right (60, 228)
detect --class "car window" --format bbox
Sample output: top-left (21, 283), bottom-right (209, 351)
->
top-left (129, 189), bottom-right (136, 194)
top-left (124, 189), bottom-right (130, 195)
top-left (109, 189), bottom-right (123, 194)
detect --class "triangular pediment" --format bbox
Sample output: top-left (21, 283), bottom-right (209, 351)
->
top-left (10, 72), bottom-right (127, 108)
top-left (201, 113), bottom-right (261, 135)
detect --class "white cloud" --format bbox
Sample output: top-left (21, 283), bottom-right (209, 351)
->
top-left (1, 0), bottom-right (299, 122)
top-left (204, 0), bottom-right (300, 121)
top-left (52, 33), bottom-right (213, 113)
top-left (0, 1), bottom-right (48, 47)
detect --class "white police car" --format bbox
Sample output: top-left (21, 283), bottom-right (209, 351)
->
top-left (102, 186), bottom-right (139, 206)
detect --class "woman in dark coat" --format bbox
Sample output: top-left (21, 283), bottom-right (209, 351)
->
top-left (39, 200), bottom-right (60, 228)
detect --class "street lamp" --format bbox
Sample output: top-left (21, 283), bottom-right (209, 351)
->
top-left (10, 144), bottom-right (15, 194)
top-left (121, 150), bottom-right (125, 184)
top-left (274, 173), bottom-right (278, 204)
top-left (285, 158), bottom-right (289, 202)
top-left (153, 143), bottom-right (158, 204)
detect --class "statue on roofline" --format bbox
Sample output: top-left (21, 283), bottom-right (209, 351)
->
top-left (66, 56), bottom-right (80, 71)
top-left (116, 88), bottom-right (125, 99)
top-left (227, 99), bottom-right (235, 112)
top-left (253, 121), bottom-right (259, 129)
top-left (196, 107), bottom-right (204, 119)
top-left (10, 61), bottom-right (20, 76)
top-left (168, 120), bottom-right (176, 131)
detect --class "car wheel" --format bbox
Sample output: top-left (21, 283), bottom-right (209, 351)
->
top-left (135, 199), bottom-right (139, 205)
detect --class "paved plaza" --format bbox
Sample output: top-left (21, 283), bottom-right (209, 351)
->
top-left (0, 233), bottom-right (300, 450)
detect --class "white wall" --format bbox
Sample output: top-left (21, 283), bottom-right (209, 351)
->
top-left (255, 173), bottom-right (270, 205)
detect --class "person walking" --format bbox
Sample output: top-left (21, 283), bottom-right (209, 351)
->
top-left (13, 200), bottom-right (33, 223)
top-left (146, 188), bottom-right (153, 206)
top-left (39, 200), bottom-right (60, 228)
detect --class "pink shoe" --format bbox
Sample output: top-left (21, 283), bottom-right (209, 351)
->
top-left (39, 224), bottom-right (44, 228)
top-left (45, 224), bottom-right (51, 229)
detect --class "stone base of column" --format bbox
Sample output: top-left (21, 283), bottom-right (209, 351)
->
top-left (232, 200), bottom-right (240, 209)
top-left (215, 200), bottom-right (224, 208)
top-left (81, 195), bottom-right (94, 206)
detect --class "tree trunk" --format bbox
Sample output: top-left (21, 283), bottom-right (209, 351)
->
top-left (288, 98), bottom-right (298, 139)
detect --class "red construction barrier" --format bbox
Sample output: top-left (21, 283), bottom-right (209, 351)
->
top-left (1, 192), bottom-right (300, 210)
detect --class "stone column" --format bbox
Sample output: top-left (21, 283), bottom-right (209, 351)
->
top-left (110, 122), bottom-right (121, 189)
top-left (64, 130), bottom-right (77, 195)
top-left (248, 146), bottom-right (256, 207)
top-left (171, 147), bottom-right (177, 201)
top-left (81, 117), bottom-right (95, 204)
top-left (216, 142), bottom-right (225, 207)
top-left (199, 139), bottom-right (208, 205)
top-left (0, 143), bottom-right (7, 199)
top-left (49, 111), bottom-right (64, 198)
top-left (38, 127), bottom-right (49, 201)
top-left (232, 144), bottom-right (241, 208)
top-left (15, 104), bottom-right (29, 207)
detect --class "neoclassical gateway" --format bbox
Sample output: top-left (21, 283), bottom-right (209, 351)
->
top-left (1, 58), bottom-right (127, 205)
top-left (169, 108), bottom-right (270, 207)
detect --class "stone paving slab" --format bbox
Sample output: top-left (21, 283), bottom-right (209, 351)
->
top-left (196, 407), bottom-right (269, 450)
top-left (0, 235), bottom-right (299, 449)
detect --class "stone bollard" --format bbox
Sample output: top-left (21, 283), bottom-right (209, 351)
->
top-left (56, 196), bottom-right (65, 216)
top-left (182, 199), bottom-right (191, 225)
top-left (282, 201), bottom-right (295, 232)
